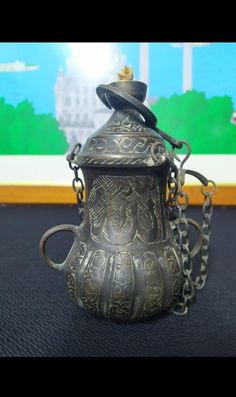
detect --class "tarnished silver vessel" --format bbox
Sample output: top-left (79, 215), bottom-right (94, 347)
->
top-left (40, 67), bottom-right (215, 322)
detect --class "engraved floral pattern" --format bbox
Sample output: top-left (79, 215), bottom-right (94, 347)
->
top-left (88, 175), bottom-right (162, 245)
top-left (65, 241), bottom-right (87, 301)
top-left (80, 250), bottom-right (107, 315)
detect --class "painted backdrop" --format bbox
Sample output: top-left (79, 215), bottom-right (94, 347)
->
top-left (0, 42), bottom-right (236, 155)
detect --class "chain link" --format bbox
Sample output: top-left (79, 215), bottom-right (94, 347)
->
top-left (167, 143), bottom-right (215, 315)
top-left (66, 143), bottom-right (85, 223)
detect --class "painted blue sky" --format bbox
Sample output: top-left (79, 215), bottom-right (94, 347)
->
top-left (0, 42), bottom-right (236, 114)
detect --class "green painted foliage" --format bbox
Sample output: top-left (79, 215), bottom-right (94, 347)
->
top-left (150, 90), bottom-right (236, 154)
top-left (0, 91), bottom-right (235, 154)
top-left (0, 98), bottom-right (68, 154)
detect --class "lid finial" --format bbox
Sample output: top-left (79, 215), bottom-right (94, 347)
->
top-left (117, 66), bottom-right (133, 81)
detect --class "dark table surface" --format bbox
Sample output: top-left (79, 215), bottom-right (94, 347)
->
top-left (0, 204), bottom-right (235, 357)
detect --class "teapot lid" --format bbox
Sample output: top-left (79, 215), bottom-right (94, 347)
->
top-left (73, 67), bottom-right (168, 168)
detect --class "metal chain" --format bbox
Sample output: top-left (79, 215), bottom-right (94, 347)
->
top-left (171, 190), bottom-right (195, 315)
top-left (66, 143), bottom-right (85, 223)
top-left (193, 182), bottom-right (215, 290)
top-left (167, 143), bottom-right (216, 315)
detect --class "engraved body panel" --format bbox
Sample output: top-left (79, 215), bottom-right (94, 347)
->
top-left (64, 173), bottom-right (183, 321)
top-left (88, 175), bottom-right (164, 245)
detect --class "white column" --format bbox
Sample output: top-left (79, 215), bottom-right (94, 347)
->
top-left (183, 42), bottom-right (193, 92)
top-left (139, 43), bottom-right (149, 105)
top-left (139, 43), bottom-right (149, 84)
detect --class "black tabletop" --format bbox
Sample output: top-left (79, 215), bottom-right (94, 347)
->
top-left (0, 205), bottom-right (235, 357)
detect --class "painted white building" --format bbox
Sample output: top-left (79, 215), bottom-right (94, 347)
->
top-left (55, 45), bottom-right (126, 151)
top-left (231, 110), bottom-right (236, 124)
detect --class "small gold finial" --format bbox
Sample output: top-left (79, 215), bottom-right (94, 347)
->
top-left (117, 66), bottom-right (133, 81)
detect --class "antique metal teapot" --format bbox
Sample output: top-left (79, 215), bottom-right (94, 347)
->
top-left (40, 66), bottom-right (216, 322)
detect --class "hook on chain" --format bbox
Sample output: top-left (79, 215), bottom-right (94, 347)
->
top-left (171, 140), bottom-right (191, 168)
top-left (66, 143), bottom-right (81, 168)
top-left (67, 143), bottom-right (85, 223)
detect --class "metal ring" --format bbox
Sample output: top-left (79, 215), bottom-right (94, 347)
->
top-left (150, 141), bottom-right (167, 164)
top-left (72, 177), bottom-right (84, 193)
top-left (175, 191), bottom-right (189, 210)
top-left (172, 303), bottom-right (188, 316)
top-left (201, 180), bottom-right (216, 197)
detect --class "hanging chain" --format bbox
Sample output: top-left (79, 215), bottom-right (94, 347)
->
top-left (193, 181), bottom-right (216, 290)
top-left (66, 143), bottom-right (85, 223)
top-left (167, 141), bottom-right (216, 315)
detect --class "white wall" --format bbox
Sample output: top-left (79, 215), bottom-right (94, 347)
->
top-left (0, 155), bottom-right (235, 185)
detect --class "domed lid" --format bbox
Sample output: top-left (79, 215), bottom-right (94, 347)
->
top-left (74, 67), bottom-right (168, 168)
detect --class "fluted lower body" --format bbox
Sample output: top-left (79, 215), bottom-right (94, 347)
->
top-left (65, 236), bottom-right (183, 322)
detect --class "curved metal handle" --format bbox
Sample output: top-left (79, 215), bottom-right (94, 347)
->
top-left (39, 224), bottom-right (78, 271)
top-left (96, 84), bottom-right (184, 149)
top-left (187, 218), bottom-right (203, 258)
top-left (171, 217), bottom-right (203, 258)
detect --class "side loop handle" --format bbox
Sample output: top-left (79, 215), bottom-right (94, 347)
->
top-left (172, 217), bottom-right (203, 258)
top-left (186, 218), bottom-right (204, 258)
top-left (39, 224), bottom-right (78, 271)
